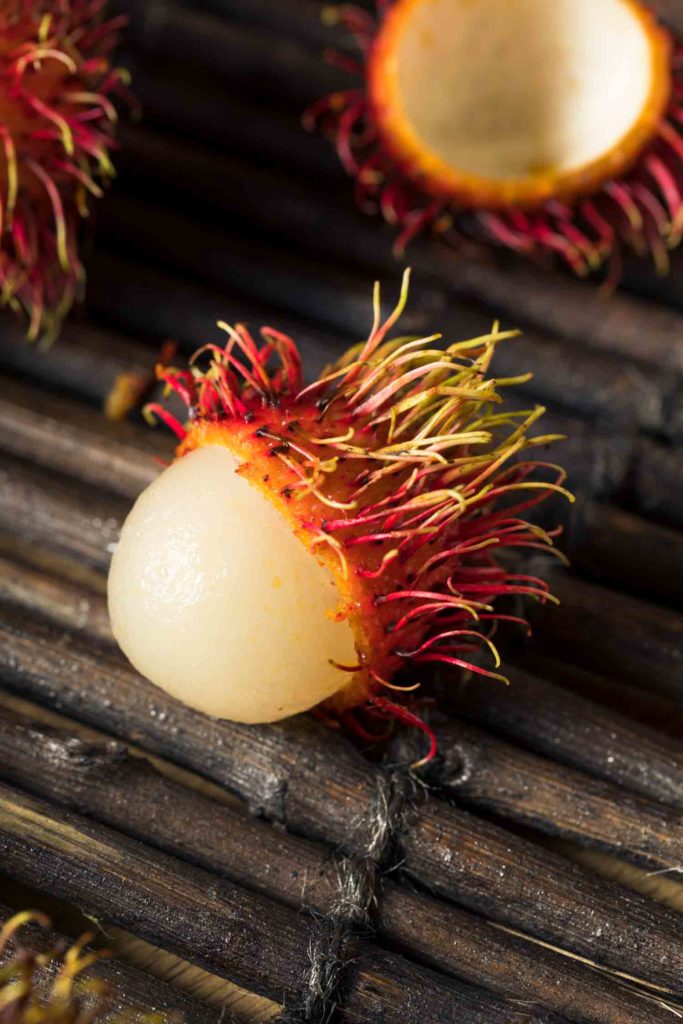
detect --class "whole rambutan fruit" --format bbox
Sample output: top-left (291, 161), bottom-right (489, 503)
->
top-left (108, 271), bottom-right (571, 763)
top-left (309, 0), bottom-right (683, 280)
top-left (0, 1), bottom-right (127, 341)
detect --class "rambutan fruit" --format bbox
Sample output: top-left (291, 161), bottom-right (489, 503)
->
top-left (108, 271), bottom-right (570, 762)
top-left (0, 2), bottom-right (127, 341)
top-left (309, 0), bottom-right (683, 279)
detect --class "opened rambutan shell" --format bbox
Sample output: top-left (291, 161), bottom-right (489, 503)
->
top-left (109, 272), bottom-right (570, 763)
top-left (310, 0), bottom-right (683, 279)
top-left (0, 2), bottom-right (127, 340)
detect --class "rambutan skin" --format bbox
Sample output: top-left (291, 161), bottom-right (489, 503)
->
top-left (0, 1), bottom-right (127, 340)
top-left (310, 1), bottom-right (683, 280)
top-left (143, 271), bottom-right (570, 756)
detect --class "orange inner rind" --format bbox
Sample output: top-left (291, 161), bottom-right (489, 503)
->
top-left (369, 0), bottom-right (672, 209)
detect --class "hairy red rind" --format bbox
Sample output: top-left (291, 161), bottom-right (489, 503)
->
top-left (0, 1), bottom-right (128, 340)
top-left (148, 272), bottom-right (571, 763)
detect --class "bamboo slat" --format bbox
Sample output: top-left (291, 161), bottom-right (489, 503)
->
top-left (1, 605), bottom-right (683, 994)
top-left (0, 696), bottom-right (666, 1024)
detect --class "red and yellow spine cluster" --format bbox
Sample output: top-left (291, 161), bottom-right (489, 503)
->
top-left (148, 272), bottom-right (570, 759)
top-left (0, 1), bottom-right (127, 340)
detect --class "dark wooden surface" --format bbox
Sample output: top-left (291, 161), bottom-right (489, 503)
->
top-left (2, 1), bottom-right (683, 1021)
top-left (450, 666), bottom-right (683, 807)
top-left (0, 780), bottom-right (573, 1024)
top-left (0, 695), bottom-right (668, 1024)
top-left (1, 605), bottom-right (683, 1000)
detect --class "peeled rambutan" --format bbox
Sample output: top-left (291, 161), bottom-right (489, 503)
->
top-left (309, 0), bottom-right (683, 280)
top-left (108, 271), bottom-right (570, 762)
top-left (0, 2), bottom-right (127, 340)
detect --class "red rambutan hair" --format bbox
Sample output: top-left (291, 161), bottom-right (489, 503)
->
top-left (147, 271), bottom-right (571, 762)
top-left (0, 1), bottom-right (127, 340)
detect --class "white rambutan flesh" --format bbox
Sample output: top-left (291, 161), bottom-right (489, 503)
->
top-left (107, 445), bottom-right (357, 723)
top-left (392, 0), bottom-right (653, 182)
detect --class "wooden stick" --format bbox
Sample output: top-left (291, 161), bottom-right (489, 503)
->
top-left (0, 555), bottom-right (111, 645)
top-left (2, 607), bottom-right (683, 993)
top-left (451, 665), bottom-right (683, 810)
top-left (5, 440), bottom-right (683, 684)
top-left (0, 373), bottom-right (169, 501)
top-left (2, 390), bottom-right (682, 745)
top-left (110, 124), bottom-right (683, 382)
top-left (121, 1), bottom-right (346, 109)
top-left (127, 60), bottom-right (344, 180)
top-left (8, 544), bottom-right (683, 809)
top-left (86, 249), bottom-right (344, 378)
top-left (1, 423), bottom-right (683, 823)
top-left (628, 437), bottom-right (683, 532)
top-left (0, 900), bottom-right (226, 1024)
top-left (97, 183), bottom-right (404, 341)
top-left (0, 785), bottom-right (315, 1006)
top-left (0, 779), bottom-right (568, 1024)
top-left (0, 363), bottom-right (630, 518)
top-left (9, 322), bottom-right (683, 534)
top-left (97, 180), bottom-right (680, 440)
top-left (566, 499), bottom-right (683, 609)
top-left (515, 653), bottom-right (683, 744)
top-left (121, 3), bottom-right (683, 380)
top-left (0, 698), bottom-right (667, 1024)
top-left (90, 250), bottom-right (650, 516)
top-left (0, 453), bottom-right (127, 573)
top-left (2, 570), bottom-right (683, 879)
top-left (527, 566), bottom-right (683, 705)
top-left (427, 719), bottom-right (683, 872)
top-left (116, 0), bottom-right (683, 362)
top-left (7, 538), bottom-right (682, 835)
top-left (0, 313), bottom-right (155, 410)
top-left (175, 0), bottom-right (354, 52)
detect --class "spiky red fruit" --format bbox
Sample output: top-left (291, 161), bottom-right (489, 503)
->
top-left (309, 0), bottom-right (683, 280)
top-left (0, 2), bottom-right (127, 340)
top-left (139, 272), bottom-right (570, 762)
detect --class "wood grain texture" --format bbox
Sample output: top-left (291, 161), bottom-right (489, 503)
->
top-left (3, 2), bottom-right (683, 1021)
top-left (0, 385), bottom-right (678, 649)
top-left (114, 80), bottom-right (683, 378)
top-left (0, 696), bottom-right (668, 1024)
top-left (1, 607), bottom-right (683, 995)
top-left (0, 781), bottom-right (566, 1024)
top-left (0, 454), bottom-right (126, 573)
top-left (0, 555), bottom-right (112, 645)
top-left (528, 568), bottom-right (683, 704)
top-left (0, 316), bottom-right (155, 410)
top-left (3, 588), bottom-right (683, 880)
top-left (0, 782), bottom-right (315, 1005)
top-left (565, 499), bottom-right (683, 609)
top-left (121, 2), bottom-right (346, 108)
top-left (431, 720), bottom-right (683, 871)
top-left (450, 666), bottom-right (683, 809)
top-left (0, 370), bottom-right (591, 495)
top-left (0, 374), bottom-right (169, 500)
top-left (134, 0), bottom-right (683, 379)
top-left (628, 437), bottom-right (683, 531)
top-left (98, 181), bottom-right (680, 440)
